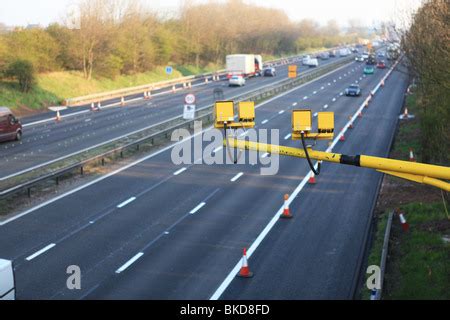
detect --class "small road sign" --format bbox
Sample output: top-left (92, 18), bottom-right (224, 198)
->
top-left (183, 104), bottom-right (196, 120)
top-left (165, 66), bottom-right (173, 75)
top-left (184, 93), bottom-right (196, 105)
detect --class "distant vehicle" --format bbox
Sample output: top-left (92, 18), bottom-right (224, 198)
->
top-left (226, 54), bottom-right (262, 78)
top-left (345, 84), bottom-right (362, 96)
top-left (263, 67), bottom-right (276, 77)
top-left (329, 50), bottom-right (337, 57)
top-left (364, 66), bottom-right (375, 75)
top-left (377, 60), bottom-right (386, 69)
top-left (351, 47), bottom-right (359, 53)
top-left (362, 52), bottom-right (369, 60)
top-left (319, 52), bottom-right (330, 60)
top-left (228, 75), bottom-right (246, 87)
top-left (307, 58), bottom-right (319, 67)
top-left (339, 48), bottom-right (351, 57)
top-left (302, 55), bottom-right (311, 65)
top-left (0, 259), bottom-right (15, 300)
top-left (0, 107), bottom-right (22, 143)
top-left (355, 55), bottom-right (364, 62)
top-left (367, 54), bottom-right (377, 65)
top-left (377, 52), bottom-right (385, 58)
top-left (386, 44), bottom-right (400, 60)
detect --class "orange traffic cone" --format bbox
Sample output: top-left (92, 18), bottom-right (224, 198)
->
top-left (308, 172), bottom-right (317, 184)
top-left (399, 213), bottom-right (409, 232)
top-left (55, 110), bottom-right (61, 122)
top-left (237, 248), bottom-right (253, 278)
top-left (358, 111), bottom-right (363, 118)
top-left (402, 108), bottom-right (409, 119)
top-left (97, 102), bottom-right (102, 110)
top-left (172, 85), bottom-right (176, 93)
top-left (381, 80), bottom-right (385, 87)
top-left (280, 194), bottom-right (293, 219)
top-left (409, 148), bottom-right (416, 162)
top-left (121, 96), bottom-right (125, 106)
top-left (90, 103), bottom-right (96, 112)
top-left (348, 116), bottom-right (354, 129)
top-left (339, 130), bottom-right (346, 142)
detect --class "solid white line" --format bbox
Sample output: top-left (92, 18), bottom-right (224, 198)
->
top-left (25, 243), bottom-right (56, 261)
top-left (209, 61), bottom-right (398, 300)
top-left (284, 133), bottom-right (292, 140)
top-left (0, 60), bottom-right (355, 226)
top-left (117, 197), bottom-right (136, 208)
top-left (173, 168), bottom-right (187, 176)
top-left (261, 119), bottom-right (269, 124)
top-left (230, 172), bottom-right (244, 182)
top-left (115, 252), bottom-right (144, 274)
top-left (278, 110), bottom-right (284, 114)
top-left (190, 202), bottom-right (206, 214)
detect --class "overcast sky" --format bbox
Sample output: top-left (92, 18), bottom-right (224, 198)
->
top-left (0, 0), bottom-right (423, 27)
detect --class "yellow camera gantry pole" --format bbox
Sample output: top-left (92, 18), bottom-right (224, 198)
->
top-left (214, 101), bottom-right (450, 192)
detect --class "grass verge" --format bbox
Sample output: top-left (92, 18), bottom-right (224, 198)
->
top-left (363, 90), bottom-right (450, 300)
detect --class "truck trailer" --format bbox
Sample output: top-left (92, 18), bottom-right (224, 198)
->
top-left (226, 54), bottom-right (263, 79)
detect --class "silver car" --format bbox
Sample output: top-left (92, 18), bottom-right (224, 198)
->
top-left (228, 75), bottom-right (246, 87)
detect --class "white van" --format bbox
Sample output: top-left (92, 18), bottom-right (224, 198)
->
top-left (302, 55), bottom-right (311, 65)
top-left (307, 58), bottom-right (319, 67)
top-left (0, 259), bottom-right (15, 300)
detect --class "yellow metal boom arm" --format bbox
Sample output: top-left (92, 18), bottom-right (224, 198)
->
top-left (225, 138), bottom-right (450, 192)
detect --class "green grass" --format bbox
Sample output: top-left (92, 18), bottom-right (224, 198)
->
top-left (0, 81), bottom-right (61, 110)
top-left (364, 202), bottom-right (450, 300)
top-left (391, 93), bottom-right (422, 162)
top-left (383, 202), bottom-right (450, 300)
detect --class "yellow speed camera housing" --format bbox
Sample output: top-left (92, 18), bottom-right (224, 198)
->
top-left (214, 101), bottom-right (235, 128)
top-left (292, 110), bottom-right (335, 140)
top-left (292, 109), bottom-right (312, 133)
top-left (238, 101), bottom-right (255, 128)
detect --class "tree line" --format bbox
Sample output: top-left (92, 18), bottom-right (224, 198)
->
top-left (401, 0), bottom-right (449, 164)
top-left (0, 0), bottom-right (367, 90)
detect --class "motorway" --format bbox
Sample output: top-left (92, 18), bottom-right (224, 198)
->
top-left (0, 54), bottom-right (408, 299)
top-left (0, 54), bottom-right (348, 181)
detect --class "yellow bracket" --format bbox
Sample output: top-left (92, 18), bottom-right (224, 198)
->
top-left (223, 138), bottom-right (450, 192)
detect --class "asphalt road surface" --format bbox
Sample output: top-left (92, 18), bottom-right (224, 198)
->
top-left (0, 56), bottom-right (408, 299)
top-left (0, 54), bottom-right (352, 180)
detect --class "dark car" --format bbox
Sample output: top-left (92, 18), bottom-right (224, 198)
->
top-left (366, 54), bottom-right (376, 65)
top-left (345, 84), bottom-right (362, 96)
top-left (263, 67), bottom-right (276, 77)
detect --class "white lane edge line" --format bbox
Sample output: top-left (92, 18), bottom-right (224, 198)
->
top-left (117, 197), bottom-right (136, 208)
top-left (115, 252), bottom-right (144, 274)
top-left (173, 168), bottom-right (187, 176)
top-left (190, 202), bottom-right (206, 214)
top-left (230, 172), bottom-right (244, 182)
top-left (25, 243), bottom-right (56, 261)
